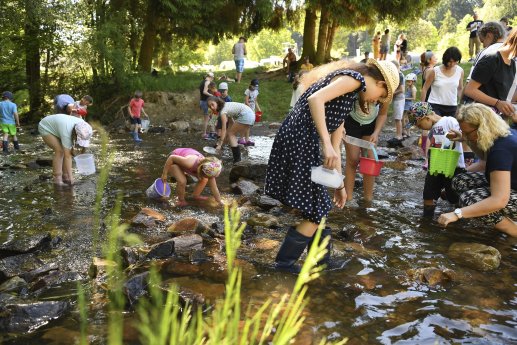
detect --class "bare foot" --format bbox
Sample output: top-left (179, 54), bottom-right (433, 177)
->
top-left (193, 195), bottom-right (209, 201)
top-left (53, 180), bottom-right (68, 187)
top-left (176, 200), bottom-right (189, 207)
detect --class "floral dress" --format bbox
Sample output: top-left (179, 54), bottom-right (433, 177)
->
top-left (265, 69), bottom-right (366, 223)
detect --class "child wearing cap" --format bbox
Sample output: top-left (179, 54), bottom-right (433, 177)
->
top-left (128, 91), bottom-right (148, 142)
top-left (407, 102), bottom-right (466, 217)
top-left (38, 114), bottom-right (93, 186)
top-left (215, 83), bottom-right (232, 139)
top-left (241, 79), bottom-right (261, 146)
top-left (161, 148), bottom-right (223, 207)
top-left (0, 91), bottom-right (20, 154)
top-left (403, 73), bottom-right (417, 137)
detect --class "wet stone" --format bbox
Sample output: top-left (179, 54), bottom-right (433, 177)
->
top-left (0, 253), bottom-right (44, 281)
top-left (268, 122), bottom-right (282, 129)
top-left (246, 213), bottom-right (280, 228)
top-left (383, 160), bottom-right (408, 171)
top-left (124, 272), bottom-right (150, 306)
top-left (169, 120), bottom-right (190, 132)
top-left (30, 271), bottom-right (83, 294)
top-left (131, 208), bottom-right (166, 228)
top-left (173, 234), bottom-right (203, 255)
top-left (448, 242), bottom-right (501, 271)
top-left (167, 218), bottom-right (209, 236)
top-left (21, 262), bottom-right (59, 283)
top-left (147, 126), bottom-right (166, 133)
top-left (35, 158), bottom-right (53, 167)
top-left (252, 195), bottom-right (283, 210)
top-left (120, 247), bottom-right (142, 268)
top-left (145, 239), bottom-right (175, 260)
top-left (397, 145), bottom-right (426, 161)
top-left (0, 233), bottom-right (51, 256)
top-left (407, 267), bottom-right (456, 286)
top-left (229, 161), bottom-right (268, 183)
top-left (189, 249), bottom-right (208, 263)
top-left (231, 178), bottom-right (260, 196)
top-left (0, 301), bottom-right (70, 333)
top-left (160, 259), bottom-right (200, 276)
top-left (0, 276), bottom-right (27, 294)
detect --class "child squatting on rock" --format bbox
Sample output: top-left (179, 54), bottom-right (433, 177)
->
top-left (161, 148), bottom-right (224, 207)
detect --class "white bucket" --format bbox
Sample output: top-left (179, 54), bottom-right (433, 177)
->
top-left (141, 119), bottom-right (150, 133)
top-left (74, 154), bottom-right (96, 175)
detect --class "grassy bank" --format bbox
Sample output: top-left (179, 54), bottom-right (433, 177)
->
top-left (117, 62), bottom-right (473, 124)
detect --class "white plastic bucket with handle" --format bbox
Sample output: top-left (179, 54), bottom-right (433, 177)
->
top-left (141, 119), bottom-right (150, 133)
top-left (74, 154), bottom-right (96, 175)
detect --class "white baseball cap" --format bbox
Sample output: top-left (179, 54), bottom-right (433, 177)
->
top-left (219, 82), bottom-right (228, 90)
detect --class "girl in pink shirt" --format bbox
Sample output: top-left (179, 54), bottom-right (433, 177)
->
top-left (161, 148), bottom-right (224, 207)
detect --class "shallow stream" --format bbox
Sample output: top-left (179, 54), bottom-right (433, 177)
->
top-left (1, 124), bottom-right (516, 345)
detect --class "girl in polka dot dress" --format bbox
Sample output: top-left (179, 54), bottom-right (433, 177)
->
top-left (265, 59), bottom-right (399, 272)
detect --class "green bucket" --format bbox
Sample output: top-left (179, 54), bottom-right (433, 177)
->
top-left (429, 145), bottom-right (460, 178)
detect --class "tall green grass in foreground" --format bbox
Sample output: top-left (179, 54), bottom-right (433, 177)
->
top-left (78, 125), bottom-right (347, 344)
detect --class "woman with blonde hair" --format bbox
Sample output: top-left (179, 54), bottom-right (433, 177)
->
top-left (438, 103), bottom-right (517, 237)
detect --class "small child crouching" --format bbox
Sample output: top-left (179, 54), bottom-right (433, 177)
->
top-left (407, 102), bottom-right (466, 217)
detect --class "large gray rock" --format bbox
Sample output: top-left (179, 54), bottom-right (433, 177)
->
top-left (231, 178), bottom-right (260, 196)
top-left (30, 271), bottom-right (83, 294)
top-left (0, 253), bottom-right (44, 281)
top-left (0, 233), bottom-right (51, 256)
top-left (146, 239), bottom-right (175, 259)
top-left (169, 120), bottom-right (190, 132)
top-left (131, 208), bottom-right (166, 228)
top-left (252, 195), bottom-right (283, 210)
top-left (397, 145), bottom-right (426, 161)
top-left (0, 276), bottom-right (27, 293)
top-left (124, 272), bottom-right (150, 305)
top-left (0, 301), bottom-right (70, 333)
top-left (229, 161), bottom-right (268, 183)
top-left (448, 242), bottom-right (501, 271)
top-left (173, 234), bottom-right (203, 255)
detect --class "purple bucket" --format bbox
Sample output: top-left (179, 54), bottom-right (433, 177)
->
top-left (146, 178), bottom-right (171, 199)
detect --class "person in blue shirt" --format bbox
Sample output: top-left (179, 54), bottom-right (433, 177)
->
top-left (439, 103), bottom-right (517, 237)
top-left (0, 91), bottom-right (20, 154)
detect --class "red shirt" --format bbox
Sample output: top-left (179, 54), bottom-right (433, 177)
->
top-left (129, 98), bottom-right (145, 118)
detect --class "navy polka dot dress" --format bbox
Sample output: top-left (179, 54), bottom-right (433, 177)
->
top-left (265, 69), bottom-right (366, 224)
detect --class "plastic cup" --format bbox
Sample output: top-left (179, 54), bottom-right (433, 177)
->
top-left (311, 166), bottom-right (344, 188)
top-left (74, 154), bottom-right (96, 175)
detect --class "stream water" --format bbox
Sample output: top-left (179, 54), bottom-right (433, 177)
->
top-left (1, 124), bottom-right (516, 345)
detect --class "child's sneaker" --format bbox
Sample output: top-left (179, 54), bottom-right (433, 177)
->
top-left (203, 133), bottom-right (210, 140)
top-left (209, 132), bottom-right (218, 140)
top-left (238, 138), bottom-right (247, 145)
top-left (245, 140), bottom-right (255, 146)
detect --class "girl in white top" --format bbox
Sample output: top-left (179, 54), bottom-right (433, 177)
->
top-left (421, 47), bottom-right (464, 117)
top-left (207, 97), bottom-right (255, 163)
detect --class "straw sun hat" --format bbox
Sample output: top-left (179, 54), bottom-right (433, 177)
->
top-left (365, 58), bottom-right (400, 103)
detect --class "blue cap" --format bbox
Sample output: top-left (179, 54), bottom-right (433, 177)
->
top-left (2, 91), bottom-right (13, 100)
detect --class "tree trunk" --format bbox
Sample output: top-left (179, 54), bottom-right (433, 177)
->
top-left (324, 21), bottom-right (338, 62)
top-left (138, 0), bottom-right (159, 72)
top-left (24, 0), bottom-right (42, 120)
top-left (315, 7), bottom-right (330, 65)
top-left (301, 7), bottom-right (317, 63)
top-left (128, 0), bottom-right (139, 70)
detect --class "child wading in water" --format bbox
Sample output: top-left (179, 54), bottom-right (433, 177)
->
top-left (265, 59), bottom-right (399, 272)
top-left (161, 148), bottom-right (224, 207)
top-left (406, 102), bottom-right (466, 217)
top-left (128, 91), bottom-right (148, 142)
top-left (207, 97), bottom-right (255, 163)
top-left (0, 91), bottom-right (20, 154)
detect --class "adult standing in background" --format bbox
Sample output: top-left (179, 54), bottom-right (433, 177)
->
top-left (283, 48), bottom-right (297, 82)
top-left (500, 17), bottom-right (513, 32)
top-left (466, 13), bottom-right (483, 61)
top-left (232, 37), bottom-right (247, 83)
top-left (380, 29), bottom-right (390, 61)
top-left (199, 72), bottom-right (214, 139)
top-left (372, 31), bottom-right (381, 59)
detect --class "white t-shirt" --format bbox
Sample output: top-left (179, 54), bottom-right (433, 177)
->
top-left (428, 65), bottom-right (463, 106)
top-left (233, 43), bottom-right (246, 60)
top-left (38, 114), bottom-right (85, 149)
top-left (244, 89), bottom-right (258, 111)
top-left (429, 116), bottom-right (465, 168)
top-left (221, 102), bottom-right (253, 119)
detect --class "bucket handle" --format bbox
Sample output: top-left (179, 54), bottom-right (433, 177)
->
top-left (361, 146), bottom-right (379, 162)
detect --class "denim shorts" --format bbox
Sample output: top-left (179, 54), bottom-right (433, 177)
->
top-left (199, 100), bottom-right (209, 115)
top-left (234, 59), bottom-right (244, 73)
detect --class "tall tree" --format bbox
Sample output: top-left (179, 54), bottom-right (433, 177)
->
top-left (24, 0), bottom-right (42, 119)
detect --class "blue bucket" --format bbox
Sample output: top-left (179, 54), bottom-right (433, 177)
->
top-left (146, 178), bottom-right (171, 199)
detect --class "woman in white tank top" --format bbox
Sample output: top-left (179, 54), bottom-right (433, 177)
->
top-left (421, 47), bottom-right (464, 117)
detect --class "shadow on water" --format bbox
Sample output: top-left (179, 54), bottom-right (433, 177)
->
top-left (1, 125), bottom-right (516, 344)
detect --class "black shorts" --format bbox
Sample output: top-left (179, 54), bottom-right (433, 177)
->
top-left (344, 117), bottom-right (376, 138)
top-left (429, 103), bottom-right (457, 117)
top-left (130, 117), bottom-right (142, 125)
top-left (423, 167), bottom-right (466, 203)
